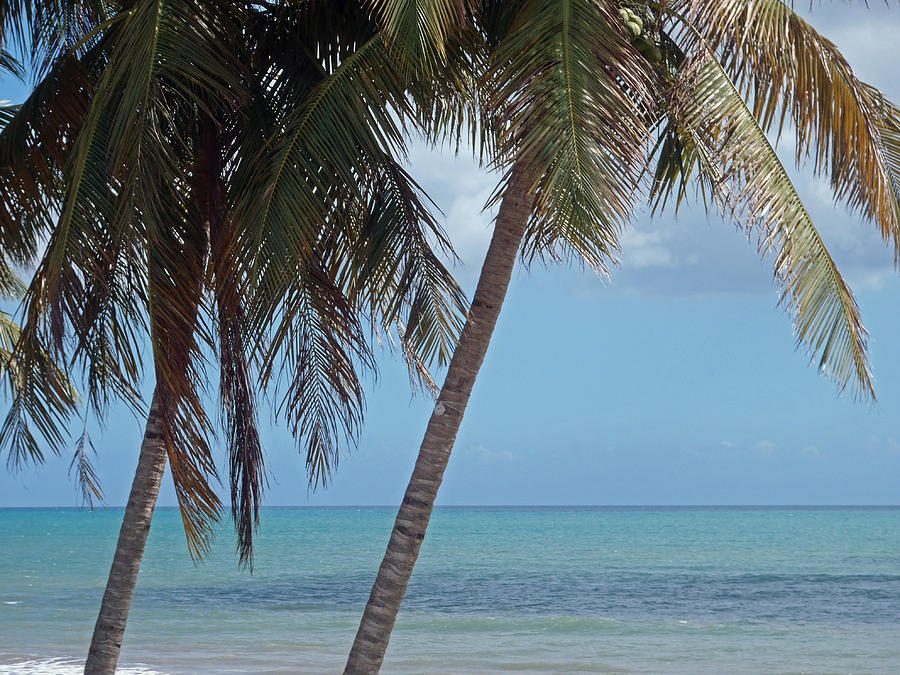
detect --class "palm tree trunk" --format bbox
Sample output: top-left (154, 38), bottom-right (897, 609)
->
top-left (344, 164), bottom-right (535, 674)
top-left (84, 391), bottom-right (165, 675)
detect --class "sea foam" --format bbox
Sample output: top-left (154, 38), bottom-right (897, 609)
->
top-left (0, 657), bottom-right (166, 674)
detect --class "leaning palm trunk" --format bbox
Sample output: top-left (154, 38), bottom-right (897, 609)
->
top-left (84, 392), bottom-right (165, 675)
top-left (344, 165), bottom-right (534, 674)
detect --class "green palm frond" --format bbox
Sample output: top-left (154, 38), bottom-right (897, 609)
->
top-left (0, 259), bottom-right (25, 299)
top-left (239, 31), bottom-right (411, 282)
top-left (486, 0), bottom-right (652, 272)
top-left (216, 288), bottom-right (264, 567)
top-left (670, 47), bottom-right (873, 399)
top-left (238, 17), bottom-right (466, 381)
top-left (679, 0), bottom-right (900, 257)
top-left (259, 257), bottom-right (371, 492)
top-left (367, 0), bottom-right (469, 69)
top-left (343, 159), bottom-right (466, 370)
top-left (15, 0), bottom-right (247, 556)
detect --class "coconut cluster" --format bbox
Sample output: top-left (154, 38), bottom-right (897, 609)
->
top-left (618, 7), bottom-right (643, 37)
top-left (618, 6), bottom-right (662, 63)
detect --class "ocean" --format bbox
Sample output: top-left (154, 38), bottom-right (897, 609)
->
top-left (2, 506), bottom-right (899, 674)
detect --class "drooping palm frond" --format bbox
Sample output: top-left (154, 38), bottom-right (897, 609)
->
top-left (0, 51), bottom-right (94, 266)
top-left (195, 109), bottom-right (266, 567)
top-left (0, 256), bottom-right (24, 299)
top-left (0, 48), bottom-right (24, 77)
top-left (0, 308), bottom-right (79, 469)
top-left (239, 30), bottom-right (412, 280)
top-left (237, 12), bottom-right (467, 498)
top-left (862, 82), bottom-right (900, 214)
top-left (340, 158), bottom-right (466, 371)
top-left (485, 0), bottom-right (653, 272)
top-left (0, 73), bottom-right (84, 471)
top-left (69, 426), bottom-right (103, 506)
top-left (216, 285), bottom-right (264, 566)
top-left (669, 47), bottom-right (873, 399)
top-left (678, 0), bottom-right (900, 258)
top-left (87, 0), bottom-right (248, 556)
top-left (648, 116), bottom-right (712, 214)
top-left (12, 0), bottom-right (248, 556)
top-left (259, 257), bottom-right (371, 492)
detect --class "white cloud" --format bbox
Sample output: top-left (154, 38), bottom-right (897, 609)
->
top-left (470, 444), bottom-right (517, 462)
top-left (801, 444), bottom-right (821, 458)
top-left (405, 144), bottom-right (497, 289)
top-left (753, 440), bottom-right (776, 455)
top-left (619, 228), bottom-right (675, 269)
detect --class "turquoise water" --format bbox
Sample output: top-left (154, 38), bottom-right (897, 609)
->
top-left (2, 507), bottom-right (900, 673)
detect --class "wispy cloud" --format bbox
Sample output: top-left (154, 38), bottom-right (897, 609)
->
top-left (753, 440), bottom-right (776, 456)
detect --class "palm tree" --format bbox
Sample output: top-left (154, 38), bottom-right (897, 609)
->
top-left (0, 2), bottom-right (465, 673)
top-left (344, 1), bottom-right (900, 671)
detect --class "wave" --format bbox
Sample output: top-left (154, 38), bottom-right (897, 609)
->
top-left (0, 657), bottom-right (166, 674)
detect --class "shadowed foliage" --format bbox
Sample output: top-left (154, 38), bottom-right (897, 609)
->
top-left (0, 49), bottom-right (82, 486)
top-left (0, 0), bottom-right (466, 671)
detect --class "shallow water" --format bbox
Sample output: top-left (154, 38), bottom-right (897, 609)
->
top-left (2, 506), bottom-right (900, 673)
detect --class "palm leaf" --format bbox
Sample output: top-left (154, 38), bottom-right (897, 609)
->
top-left (670, 47), bottom-right (873, 399)
top-left (486, 0), bottom-right (652, 272)
top-left (367, 0), bottom-right (469, 68)
top-left (69, 427), bottom-right (103, 507)
top-left (679, 0), bottom-right (900, 257)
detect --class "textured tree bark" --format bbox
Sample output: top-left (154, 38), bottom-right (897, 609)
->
top-left (84, 392), bottom-right (166, 675)
top-left (344, 164), bottom-right (535, 674)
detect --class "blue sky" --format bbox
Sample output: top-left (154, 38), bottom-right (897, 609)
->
top-left (3, 4), bottom-right (900, 508)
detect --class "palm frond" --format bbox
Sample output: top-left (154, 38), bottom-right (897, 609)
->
top-left (0, 52), bottom-right (94, 267)
top-left (342, 159), bottom-right (467, 371)
top-left (239, 31), bottom-right (412, 287)
top-left (69, 426), bottom-right (103, 507)
top-left (259, 259), bottom-right (370, 491)
top-left (16, 0), bottom-right (247, 556)
top-left (0, 259), bottom-right (26, 299)
top-left (202, 114), bottom-right (265, 567)
top-left (670, 47), bottom-right (873, 399)
top-left (0, 48), bottom-right (24, 78)
top-left (486, 0), bottom-right (652, 272)
top-left (367, 0), bottom-right (469, 69)
top-left (678, 0), bottom-right (900, 258)
top-left (0, 315), bottom-right (79, 469)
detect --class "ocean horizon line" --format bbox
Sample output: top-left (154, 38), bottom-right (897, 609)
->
top-left (3, 503), bottom-right (900, 510)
